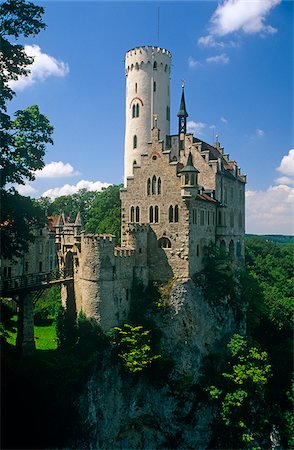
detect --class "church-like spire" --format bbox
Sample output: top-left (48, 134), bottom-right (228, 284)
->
top-left (177, 81), bottom-right (188, 135)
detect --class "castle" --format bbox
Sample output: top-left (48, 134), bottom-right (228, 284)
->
top-left (56, 46), bottom-right (246, 330)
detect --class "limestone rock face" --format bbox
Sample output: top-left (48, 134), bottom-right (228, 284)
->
top-left (75, 280), bottom-right (238, 449)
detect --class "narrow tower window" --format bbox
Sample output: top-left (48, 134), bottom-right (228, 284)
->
top-left (147, 178), bottom-right (151, 195)
top-left (152, 175), bottom-right (156, 194)
top-left (133, 135), bottom-right (137, 149)
top-left (238, 212), bottom-right (242, 229)
top-left (135, 82), bottom-right (137, 93)
top-left (174, 205), bottom-right (179, 223)
top-left (135, 206), bottom-right (140, 223)
top-left (230, 211), bottom-right (234, 228)
top-left (155, 206), bottom-right (159, 223)
top-left (132, 104), bottom-right (136, 118)
top-left (130, 206), bottom-right (134, 222)
top-left (166, 106), bottom-right (170, 121)
top-left (169, 205), bottom-right (174, 223)
top-left (136, 103), bottom-right (139, 117)
top-left (157, 177), bottom-right (161, 195)
top-left (149, 206), bottom-right (154, 223)
top-left (153, 81), bottom-right (156, 92)
top-left (153, 61), bottom-right (157, 70)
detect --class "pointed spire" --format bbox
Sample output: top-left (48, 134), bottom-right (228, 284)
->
top-left (180, 152), bottom-right (199, 173)
top-left (177, 82), bottom-right (188, 118)
top-left (74, 211), bottom-right (82, 227)
top-left (56, 214), bottom-right (63, 227)
top-left (177, 82), bottom-right (188, 137)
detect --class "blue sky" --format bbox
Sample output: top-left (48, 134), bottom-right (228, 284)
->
top-left (10, 0), bottom-right (293, 234)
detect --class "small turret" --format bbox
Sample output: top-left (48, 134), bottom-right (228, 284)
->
top-left (74, 211), bottom-right (83, 240)
top-left (180, 152), bottom-right (199, 188)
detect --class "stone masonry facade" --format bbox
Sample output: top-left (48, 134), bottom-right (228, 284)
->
top-left (55, 46), bottom-right (246, 331)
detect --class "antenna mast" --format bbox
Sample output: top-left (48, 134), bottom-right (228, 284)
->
top-left (157, 7), bottom-right (160, 46)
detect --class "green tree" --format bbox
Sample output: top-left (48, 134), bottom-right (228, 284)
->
top-left (86, 184), bottom-right (121, 239)
top-left (0, 0), bottom-right (53, 259)
top-left (207, 334), bottom-right (272, 449)
top-left (110, 323), bottom-right (160, 373)
top-left (44, 189), bottom-right (97, 223)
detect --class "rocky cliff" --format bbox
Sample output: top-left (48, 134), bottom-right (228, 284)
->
top-left (74, 279), bottom-right (240, 449)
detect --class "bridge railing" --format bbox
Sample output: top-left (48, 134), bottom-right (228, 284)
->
top-left (0, 268), bottom-right (73, 294)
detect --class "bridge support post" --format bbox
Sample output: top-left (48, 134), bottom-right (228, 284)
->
top-left (16, 293), bottom-right (35, 357)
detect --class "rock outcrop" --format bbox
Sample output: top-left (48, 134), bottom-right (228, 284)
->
top-left (74, 280), bottom-right (239, 449)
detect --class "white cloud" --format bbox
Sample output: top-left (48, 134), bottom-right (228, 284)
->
top-left (246, 184), bottom-right (294, 235)
top-left (15, 184), bottom-right (38, 196)
top-left (197, 34), bottom-right (240, 48)
top-left (42, 180), bottom-right (111, 199)
top-left (210, 0), bottom-right (281, 36)
top-left (277, 149), bottom-right (294, 177)
top-left (256, 128), bottom-right (265, 137)
top-left (35, 161), bottom-right (79, 178)
top-left (275, 176), bottom-right (294, 186)
top-left (9, 45), bottom-right (69, 91)
top-left (206, 53), bottom-right (230, 64)
top-left (188, 56), bottom-right (201, 68)
top-left (221, 117), bottom-right (228, 124)
top-left (187, 121), bottom-right (206, 135)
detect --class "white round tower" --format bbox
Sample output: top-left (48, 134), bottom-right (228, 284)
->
top-left (124, 46), bottom-right (172, 185)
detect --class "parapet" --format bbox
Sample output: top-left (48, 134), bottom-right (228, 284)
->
top-left (114, 246), bottom-right (135, 257)
top-left (125, 46), bottom-right (171, 73)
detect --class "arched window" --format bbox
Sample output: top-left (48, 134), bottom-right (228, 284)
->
top-left (136, 103), bottom-right (139, 117)
top-left (147, 178), bottom-right (151, 195)
top-left (158, 237), bottom-right (171, 249)
top-left (153, 61), bottom-right (157, 70)
top-left (157, 177), bottom-right (161, 195)
top-left (169, 205), bottom-right (173, 223)
top-left (230, 211), bottom-right (234, 228)
top-left (130, 206), bottom-right (134, 222)
top-left (220, 240), bottom-right (226, 252)
top-left (174, 205), bottom-right (179, 222)
top-left (152, 175), bottom-right (156, 194)
top-left (133, 160), bottom-right (137, 166)
top-left (135, 206), bottom-right (140, 223)
top-left (229, 240), bottom-right (234, 260)
top-left (238, 212), bottom-right (242, 229)
top-left (153, 81), bottom-right (156, 92)
top-left (236, 241), bottom-right (242, 257)
top-left (133, 135), bottom-right (137, 149)
top-left (132, 104), bottom-right (136, 118)
top-left (135, 62), bottom-right (139, 70)
top-left (149, 206), bottom-right (154, 223)
top-left (155, 205), bottom-right (159, 223)
top-left (224, 188), bottom-right (228, 204)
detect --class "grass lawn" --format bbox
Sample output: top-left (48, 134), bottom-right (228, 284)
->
top-left (6, 315), bottom-right (58, 350)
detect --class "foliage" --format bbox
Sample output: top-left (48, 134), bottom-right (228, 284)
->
top-left (246, 234), bottom-right (294, 244)
top-left (244, 237), bottom-right (294, 447)
top-left (193, 242), bottom-right (238, 305)
top-left (34, 285), bottom-right (61, 325)
top-left (85, 184), bottom-right (122, 240)
top-left (0, 0), bottom-right (53, 260)
top-left (207, 334), bottom-right (272, 449)
top-left (39, 189), bottom-right (97, 223)
top-left (110, 323), bottom-right (160, 373)
top-left (0, 0), bottom-right (46, 110)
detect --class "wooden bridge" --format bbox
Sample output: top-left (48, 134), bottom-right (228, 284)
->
top-left (0, 269), bottom-right (74, 356)
top-left (0, 269), bottom-right (73, 299)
